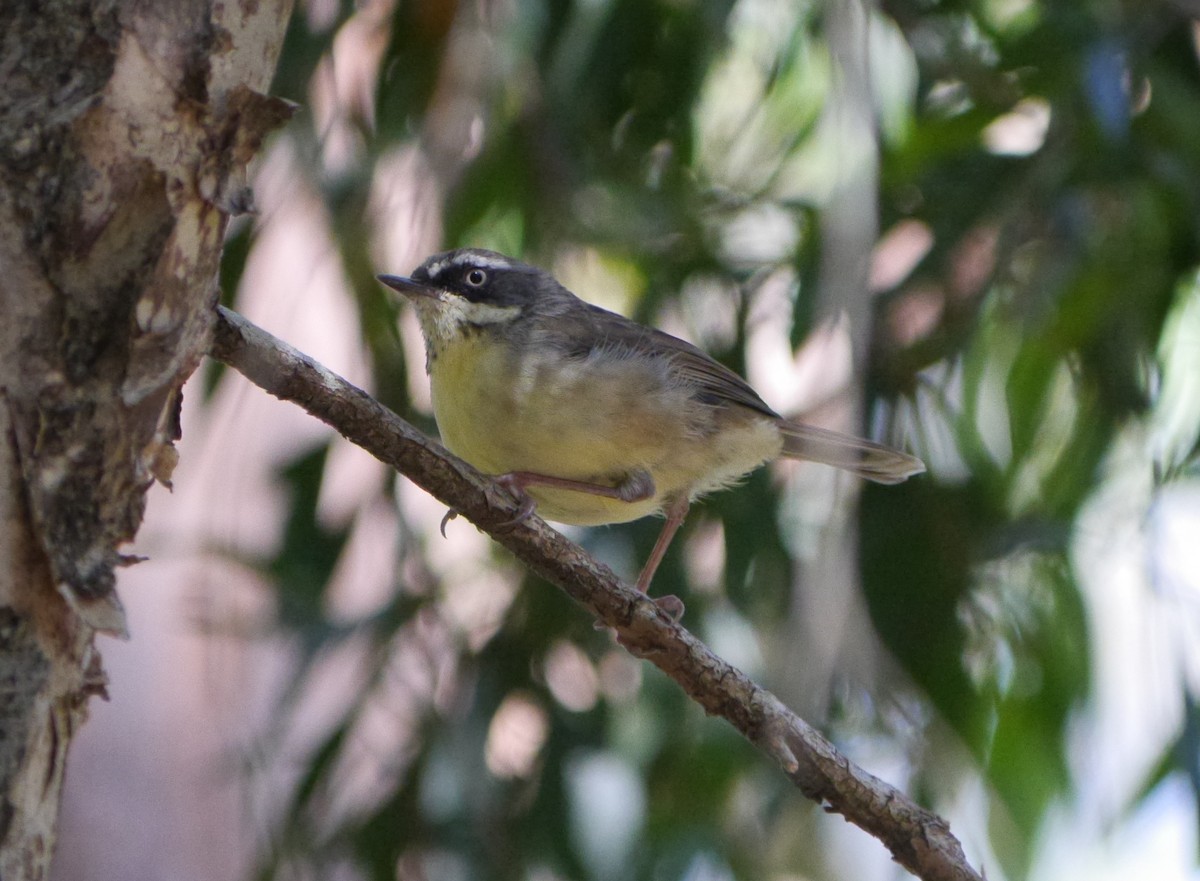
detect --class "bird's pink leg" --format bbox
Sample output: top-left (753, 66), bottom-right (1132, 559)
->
top-left (470, 470), bottom-right (691, 621)
top-left (635, 495), bottom-right (690, 619)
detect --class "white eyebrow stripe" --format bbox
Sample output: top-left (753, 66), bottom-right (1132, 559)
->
top-left (425, 251), bottom-right (514, 278)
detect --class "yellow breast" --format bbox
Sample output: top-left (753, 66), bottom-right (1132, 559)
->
top-left (428, 333), bottom-right (515, 474)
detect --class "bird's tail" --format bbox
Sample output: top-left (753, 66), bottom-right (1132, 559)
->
top-left (777, 420), bottom-right (925, 485)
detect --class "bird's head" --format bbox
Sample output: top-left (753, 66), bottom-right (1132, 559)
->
top-left (378, 249), bottom-right (561, 353)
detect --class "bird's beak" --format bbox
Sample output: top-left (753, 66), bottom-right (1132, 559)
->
top-left (376, 274), bottom-right (440, 300)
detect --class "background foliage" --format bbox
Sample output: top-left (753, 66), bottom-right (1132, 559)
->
top-left (210, 1), bottom-right (1200, 879)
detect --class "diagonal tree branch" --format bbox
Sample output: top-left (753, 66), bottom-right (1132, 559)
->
top-left (209, 305), bottom-right (984, 881)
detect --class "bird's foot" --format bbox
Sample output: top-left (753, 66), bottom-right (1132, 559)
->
top-left (593, 592), bottom-right (685, 632)
top-left (493, 473), bottom-right (538, 529)
top-left (653, 594), bottom-right (685, 621)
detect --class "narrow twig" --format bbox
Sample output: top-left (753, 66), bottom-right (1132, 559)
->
top-left (209, 305), bottom-right (984, 881)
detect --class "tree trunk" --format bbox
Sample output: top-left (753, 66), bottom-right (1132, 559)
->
top-left (0, 1), bottom-right (293, 877)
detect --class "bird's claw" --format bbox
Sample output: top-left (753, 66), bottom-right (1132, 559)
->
top-left (439, 509), bottom-right (459, 538)
top-left (493, 474), bottom-right (538, 530)
top-left (495, 492), bottom-right (537, 530)
top-left (653, 595), bottom-right (685, 621)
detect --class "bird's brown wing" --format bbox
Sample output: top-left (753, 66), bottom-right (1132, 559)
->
top-left (558, 303), bottom-right (780, 418)
top-left (551, 303), bottom-right (926, 484)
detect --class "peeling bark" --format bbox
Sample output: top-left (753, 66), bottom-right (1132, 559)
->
top-left (0, 1), bottom-right (294, 877)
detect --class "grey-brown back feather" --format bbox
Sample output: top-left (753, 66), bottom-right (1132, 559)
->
top-left (533, 298), bottom-right (779, 419)
top-left (521, 270), bottom-right (924, 484)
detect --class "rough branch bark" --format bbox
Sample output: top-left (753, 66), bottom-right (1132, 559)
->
top-left (0, 2), bottom-right (293, 877)
top-left (211, 305), bottom-right (985, 881)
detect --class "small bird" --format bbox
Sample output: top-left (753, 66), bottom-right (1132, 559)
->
top-left (379, 248), bottom-right (923, 615)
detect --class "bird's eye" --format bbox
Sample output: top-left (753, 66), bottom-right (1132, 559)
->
top-left (465, 268), bottom-right (487, 287)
